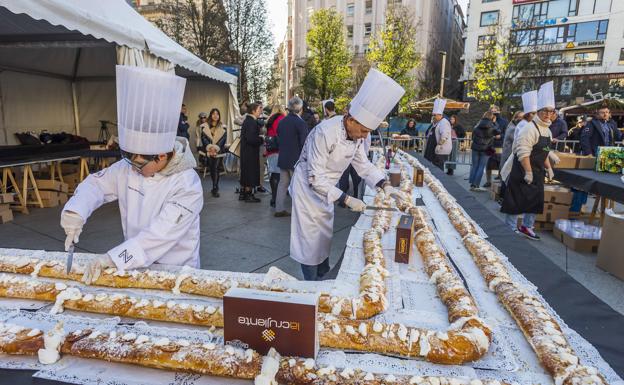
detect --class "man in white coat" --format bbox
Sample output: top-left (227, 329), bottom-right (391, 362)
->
top-left (432, 98), bottom-right (452, 171)
top-left (60, 65), bottom-right (203, 283)
top-left (289, 69), bottom-right (405, 281)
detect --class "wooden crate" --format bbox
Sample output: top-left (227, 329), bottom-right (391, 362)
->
top-left (0, 207), bottom-right (13, 223)
top-left (35, 179), bottom-right (69, 193)
top-left (0, 193), bottom-right (15, 204)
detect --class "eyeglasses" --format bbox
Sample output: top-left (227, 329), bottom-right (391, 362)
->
top-left (200, 116), bottom-right (207, 119)
top-left (121, 150), bottom-right (158, 171)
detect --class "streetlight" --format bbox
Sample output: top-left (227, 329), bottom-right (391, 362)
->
top-left (439, 51), bottom-right (447, 97)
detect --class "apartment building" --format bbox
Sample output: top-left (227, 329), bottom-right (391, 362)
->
top-left (462, 0), bottom-right (624, 103)
top-left (289, 0), bottom-right (466, 99)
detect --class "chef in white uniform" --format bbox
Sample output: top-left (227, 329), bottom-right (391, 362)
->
top-left (60, 65), bottom-right (203, 283)
top-left (289, 69), bottom-right (405, 281)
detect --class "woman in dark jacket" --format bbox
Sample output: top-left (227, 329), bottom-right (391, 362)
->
top-left (400, 119), bottom-right (418, 136)
top-left (199, 108), bottom-right (227, 197)
top-left (239, 102), bottom-right (264, 202)
top-left (468, 111), bottom-right (500, 191)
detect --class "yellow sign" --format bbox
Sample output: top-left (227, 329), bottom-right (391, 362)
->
top-left (566, 42), bottom-right (576, 49)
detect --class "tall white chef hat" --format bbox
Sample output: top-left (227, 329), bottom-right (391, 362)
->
top-left (349, 68), bottom-right (405, 130)
top-left (116, 65), bottom-right (187, 155)
top-left (432, 98), bottom-right (447, 115)
top-left (521, 90), bottom-right (538, 114)
top-left (537, 81), bottom-right (555, 111)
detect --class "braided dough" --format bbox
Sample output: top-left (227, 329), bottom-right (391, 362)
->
top-left (399, 151), bottom-right (608, 385)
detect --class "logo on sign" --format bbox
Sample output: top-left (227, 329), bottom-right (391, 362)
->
top-left (399, 238), bottom-right (408, 253)
top-left (261, 329), bottom-right (276, 342)
top-left (118, 250), bottom-right (133, 263)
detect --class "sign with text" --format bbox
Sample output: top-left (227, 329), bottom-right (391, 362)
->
top-left (224, 288), bottom-right (319, 358)
top-left (395, 215), bottom-right (415, 264)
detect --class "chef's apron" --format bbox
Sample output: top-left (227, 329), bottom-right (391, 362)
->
top-left (500, 122), bottom-right (549, 215)
top-left (423, 124), bottom-right (438, 162)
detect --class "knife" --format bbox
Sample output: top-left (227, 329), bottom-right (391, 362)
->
top-left (364, 206), bottom-right (398, 212)
top-left (66, 242), bottom-right (74, 274)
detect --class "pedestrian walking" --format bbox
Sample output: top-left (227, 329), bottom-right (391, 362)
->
top-left (500, 82), bottom-right (556, 240)
top-left (198, 108), bottom-right (227, 197)
top-left (274, 97), bottom-right (309, 217)
top-left (265, 105), bottom-right (286, 207)
top-left (468, 111), bottom-right (500, 191)
top-left (484, 105), bottom-right (507, 188)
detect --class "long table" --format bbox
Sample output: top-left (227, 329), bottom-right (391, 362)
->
top-left (419, 154), bottom-right (624, 377)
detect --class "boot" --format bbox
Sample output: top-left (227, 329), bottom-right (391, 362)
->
top-left (269, 173), bottom-right (279, 208)
top-left (239, 191), bottom-right (247, 201)
top-left (245, 193), bottom-right (261, 203)
top-left (211, 188), bottom-right (220, 198)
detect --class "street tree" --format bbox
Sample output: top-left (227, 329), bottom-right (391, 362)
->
top-left (366, 5), bottom-right (421, 109)
top-left (467, 23), bottom-right (524, 110)
top-left (154, 0), bottom-right (233, 64)
top-left (223, 0), bottom-right (274, 104)
top-left (303, 9), bottom-right (352, 101)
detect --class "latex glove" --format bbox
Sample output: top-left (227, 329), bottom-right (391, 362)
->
top-left (524, 171), bottom-right (533, 185)
top-left (60, 211), bottom-right (84, 251)
top-left (82, 254), bottom-right (115, 285)
top-left (546, 167), bottom-right (555, 181)
top-left (548, 151), bottom-right (561, 165)
top-left (435, 145), bottom-right (443, 153)
top-left (344, 196), bottom-right (367, 212)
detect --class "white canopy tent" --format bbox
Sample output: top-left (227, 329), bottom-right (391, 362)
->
top-left (0, 0), bottom-right (240, 147)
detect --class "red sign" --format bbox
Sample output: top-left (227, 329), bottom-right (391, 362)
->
top-left (513, 0), bottom-right (541, 3)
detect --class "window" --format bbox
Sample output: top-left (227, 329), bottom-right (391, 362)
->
top-left (477, 35), bottom-right (494, 50)
top-left (547, 0), bottom-right (570, 18)
top-left (480, 10), bottom-right (499, 26)
top-left (347, 25), bottom-right (353, 38)
top-left (594, 0), bottom-right (612, 13)
top-left (346, 3), bottom-right (354, 17)
top-left (574, 51), bottom-right (600, 62)
top-left (570, 20), bottom-right (608, 42)
top-left (365, 0), bottom-right (373, 14)
top-left (547, 54), bottom-right (563, 64)
top-left (364, 23), bottom-right (372, 36)
top-left (620, 49), bottom-right (624, 65)
top-left (577, 0), bottom-right (612, 15)
top-left (544, 26), bottom-right (565, 44)
top-left (482, 0), bottom-right (499, 2)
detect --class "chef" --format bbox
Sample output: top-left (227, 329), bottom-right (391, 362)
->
top-left (60, 65), bottom-right (203, 283)
top-left (289, 69), bottom-right (405, 281)
top-left (500, 82), bottom-right (555, 240)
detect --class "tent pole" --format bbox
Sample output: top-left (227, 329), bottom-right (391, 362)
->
top-left (0, 73), bottom-right (7, 145)
top-left (71, 48), bottom-right (82, 136)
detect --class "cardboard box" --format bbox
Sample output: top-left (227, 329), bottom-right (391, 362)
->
top-left (544, 184), bottom-right (572, 205)
top-left (223, 288), bottom-right (319, 358)
top-left (35, 179), bottom-right (69, 193)
top-left (597, 210), bottom-right (624, 280)
top-left (0, 207), bottom-right (13, 224)
top-left (395, 215), bottom-right (415, 264)
top-left (27, 191), bottom-right (68, 208)
top-left (412, 167), bottom-right (424, 187)
top-left (552, 151), bottom-right (596, 170)
top-left (534, 221), bottom-right (554, 231)
top-left (553, 226), bottom-right (600, 253)
top-left (0, 193), bottom-right (15, 204)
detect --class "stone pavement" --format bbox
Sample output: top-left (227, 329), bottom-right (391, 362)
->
top-left (0, 175), bottom-right (358, 280)
top-left (446, 163), bottom-right (624, 315)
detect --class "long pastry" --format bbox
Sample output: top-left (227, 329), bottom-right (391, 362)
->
top-left (398, 152), bottom-right (608, 385)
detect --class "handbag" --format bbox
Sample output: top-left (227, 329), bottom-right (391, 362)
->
top-left (229, 136), bottom-right (241, 158)
top-left (265, 135), bottom-right (279, 152)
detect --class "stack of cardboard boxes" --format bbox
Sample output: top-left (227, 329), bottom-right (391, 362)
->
top-left (534, 184), bottom-right (573, 230)
top-left (0, 193), bottom-right (15, 223)
top-left (28, 180), bottom-right (69, 208)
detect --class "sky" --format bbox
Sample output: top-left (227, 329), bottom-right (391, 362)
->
top-left (266, 0), bottom-right (471, 48)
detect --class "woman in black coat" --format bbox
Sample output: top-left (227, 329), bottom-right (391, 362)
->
top-left (239, 102), bottom-right (264, 202)
top-left (468, 111), bottom-right (500, 190)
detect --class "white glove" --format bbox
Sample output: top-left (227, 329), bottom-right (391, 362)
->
top-left (82, 254), bottom-right (115, 285)
top-left (60, 211), bottom-right (84, 251)
top-left (548, 151), bottom-right (561, 165)
top-left (344, 196), bottom-right (367, 212)
top-left (546, 167), bottom-right (555, 181)
top-left (524, 171), bottom-right (533, 184)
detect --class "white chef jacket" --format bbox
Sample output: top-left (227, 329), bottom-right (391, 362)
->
top-left (289, 115), bottom-right (386, 266)
top-left (63, 150), bottom-right (203, 270)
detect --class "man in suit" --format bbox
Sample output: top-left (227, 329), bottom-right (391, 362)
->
top-left (274, 97), bottom-right (309, 217)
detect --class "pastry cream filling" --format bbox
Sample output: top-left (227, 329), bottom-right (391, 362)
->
top-left (37, 322), bottom-right (65, 365)
top-left (50, 288), bottom-right (82, 314)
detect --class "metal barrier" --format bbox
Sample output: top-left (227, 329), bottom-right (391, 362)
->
top-left (552, 139), bottom-right (581, 153)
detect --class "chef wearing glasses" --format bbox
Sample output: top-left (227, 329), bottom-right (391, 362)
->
top-left (60, 66), bottom-right (203, 283)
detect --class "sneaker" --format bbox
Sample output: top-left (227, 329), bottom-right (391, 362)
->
top-left (518, 225), bottom-right (540, 240)
top-left (474, 186), bottom-right (488, 192)
top-left (483, 182), bottom-right (492, 188)
top-left (256, 186), bottom-right (268, 193)
top-left (274, 211), bottom-right (291, 217)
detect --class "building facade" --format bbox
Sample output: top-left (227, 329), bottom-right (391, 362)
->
top-left (462, 0), bottom-right (624, 104)
top-left (289, 0), bottom-right (466, 100)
